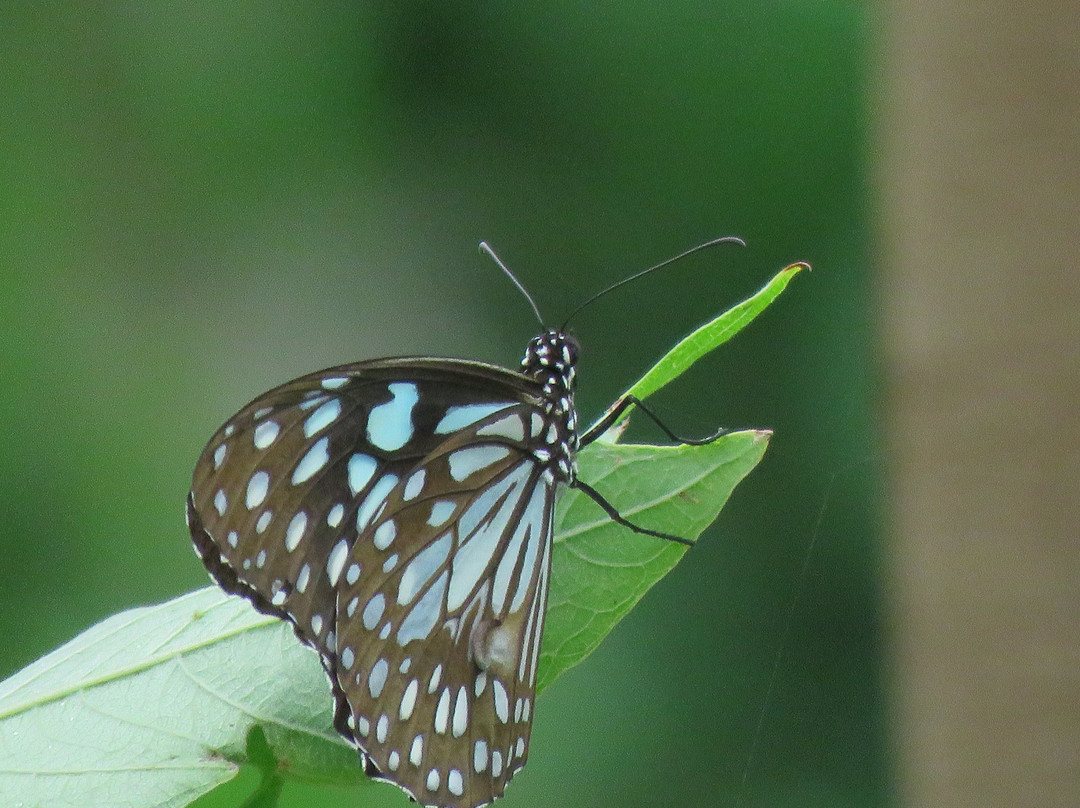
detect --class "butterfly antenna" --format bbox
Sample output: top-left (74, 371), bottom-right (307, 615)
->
top-left (561, 235), bottom-right (746, 329)
top-left (479, 241), bottom-right (546, 327)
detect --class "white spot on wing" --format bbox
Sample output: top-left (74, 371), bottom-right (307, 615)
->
top-left (452, 686), bottom-right (468, 737)
top-left (427, 500), bottom-right (456, 527)
top-left (362, 593), bottom-right (386, 630)
top-left (493, 679), bottom-right (509, 723)
top-left (348, 453), bottom-right (378, 495)
top-left (369, 658), bottom-right (389, 698)
top-left (326, 503), bottom-right (344, 527)
top-left (373, 520), bottom-right (396, 550)
top-left (284, 511), bottom-right (307, 551)
top-left (246, 471), bottom-right (270, 509)
top-left (326, 538), bottom-right (349, 585)
top-left (435, 402), bottom-right (513, 434)
top-left (474, 739), bottom-right (488, 772)
top-left (253, 420), bottom-right (280, 449)
top-left (448, 769), bottom-right (464, 797)
top-left (292, 437), bottom-right (329, 484)
top-left (398, 532), bottom-right (452, 605)
top-left (367, 382), bottom-right (419, 451)
top-left (397, 570), bottom-right (448, 645)
top-left (399, 679), bottom-right (419, 720)
top-left (410, 735), bottom-right (424, 766)
top-left (477, 413), bottom-right (526, 442)
top-left (303, 398), bottom-right (341, 437)
top-left (403, 469), bottom-right (426, 501)
top-left (448, 445), bottom-right (512, 482)
top-left (356, 474), bottom-right (398, 531)
top-left (449, 464), bottom-right (532, 611)
top-left (434, 687), bottom-right (451, 734)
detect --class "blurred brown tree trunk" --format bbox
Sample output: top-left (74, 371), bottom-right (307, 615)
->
top-left (880, 2), bottom-right (1080, 806)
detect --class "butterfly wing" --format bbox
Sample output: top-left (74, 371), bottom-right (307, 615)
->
top-left (187, 358), bottom-right (562, 808)
top-left (333, 405), bottom-right (555, 805)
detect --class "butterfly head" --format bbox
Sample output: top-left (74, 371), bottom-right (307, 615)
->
top-left (521, 329), bottom-right (579, 391)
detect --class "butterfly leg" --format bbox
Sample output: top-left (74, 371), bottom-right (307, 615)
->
top-left (578, 395), bottom-right (728, 447)
top-left (569, 478), bottom-right (694, 546)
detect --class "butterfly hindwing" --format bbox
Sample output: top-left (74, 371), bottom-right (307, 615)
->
top-left (332, 403), bottom-right (557, 805)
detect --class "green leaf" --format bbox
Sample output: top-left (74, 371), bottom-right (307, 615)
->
top-left (0, 588), bottom-right (365, 808)
top-left (540, 429), bottom-right (770, 692)
top-left (591, 261), bottom-right (808, 436)
top-left (0, 265), bottom-right (797, 807)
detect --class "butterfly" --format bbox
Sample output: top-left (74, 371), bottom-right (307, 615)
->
top-left (185, 238), bottom-right (738, 808)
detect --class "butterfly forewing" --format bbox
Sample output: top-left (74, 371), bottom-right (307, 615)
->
top-left (188, 349), bottom-right (573, 808)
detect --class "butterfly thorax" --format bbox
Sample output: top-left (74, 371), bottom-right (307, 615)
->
top-left (521, 329), bottom-right (579, 483)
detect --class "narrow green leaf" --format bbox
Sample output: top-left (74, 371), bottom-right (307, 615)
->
top-left (592, 262), bottom-right (807, 435)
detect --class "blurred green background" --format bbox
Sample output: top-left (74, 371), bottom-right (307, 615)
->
top-left (0, 4), bottom-right (882, 807)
